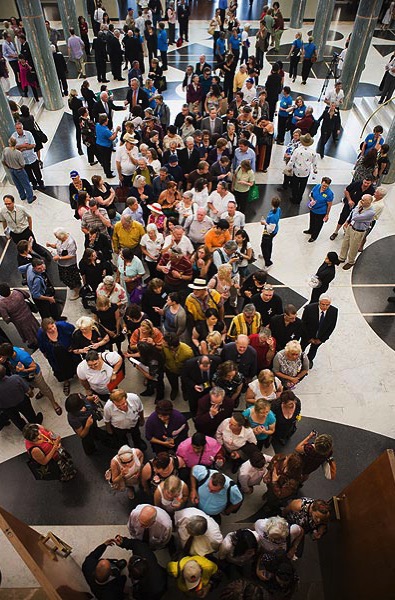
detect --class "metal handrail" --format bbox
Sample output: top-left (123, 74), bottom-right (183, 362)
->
top-left (360, 95), bottom-right (395, 138)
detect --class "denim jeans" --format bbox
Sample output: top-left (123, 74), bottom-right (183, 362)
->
top-left (10, 167), bottom-right (34, 202)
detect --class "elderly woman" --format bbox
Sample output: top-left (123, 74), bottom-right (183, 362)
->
top-left (192, 308), bottom-right (226, 355)
top-left (145, 399), bottom-right (189, 454)
top-left (280, 128), bottom-right (301, 191)
top-left (271, 390), bottom-right (301, 446)
top-left (216, 413), bottom-right (257, 470)
top-left (176, 191), bottom-right (195, 227)
top-left (140, 223), bottom-right (165, 279)
top-left (97, 275), bottom-right (128, 315)
top-left (46, 228), bottom-right (81, 300)
top-left (147, 202), bottom-right (167, 233)
top-left (305, 177), bottom-right (334, 242)
top-left (242, 398), bottom-right (276, 450)
top-left (273, 341), bottom-right (309, 389)
top-left (141, 450), bottom-right (186, 495)
top-left (246, 369), bottom-right (283, 407)
top-left (126, 318), bottom-right (163, 357)
top-left (129, 175), bottom-right (154, 215)
top-left (71, 315), bottom-right (110, 356)
top-left (37, 318), bottom-right (78, 395)
top-left (107, 444), bottom-right (144, 499)
top-left (116, 247), bottom-right (145, 303)
top-left (255, 516), bottom-right (303, 580)
top-left (205, 331), bottom-right (223, 356)
top-left (212, 360), bottom-right (244, 404)
top-left (232, 159), bottom-right (255, 213)
top-left (0, 283), bottom-right (39, 349)
top-left (24, 423), bottom-right (76, 482)
top-left (154, 474), bottom-right (189, 514)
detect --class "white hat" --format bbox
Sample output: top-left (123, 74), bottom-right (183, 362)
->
top-left (188, 278), bottom-right (207, 290)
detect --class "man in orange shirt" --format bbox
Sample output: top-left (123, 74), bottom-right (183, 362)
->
top-left (204, 219), bottom-right (231, 253)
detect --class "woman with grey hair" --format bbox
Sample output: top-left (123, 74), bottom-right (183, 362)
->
top-left (46, 228), bottom-right (81, 300)
top-left (255, 516), bottom-right (303, 579)
top-left (273, 340), bottom-right (309, 389)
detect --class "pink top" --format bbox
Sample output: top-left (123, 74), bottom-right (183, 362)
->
top-left (25, 426), bottom-right (59, 460)
top-left (148, 213), bottom-right (166, 233)
top-left (19, 62), bottom-right (37, 89)
top-left (176, 436), bottom-right (222, 468)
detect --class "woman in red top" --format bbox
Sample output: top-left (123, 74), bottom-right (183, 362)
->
top-left (18, 55), bottom-right (38, 102)
top-left (78, 16), bottom-right (90, 56)
top-left (24, 423), bottom-right (76, 481)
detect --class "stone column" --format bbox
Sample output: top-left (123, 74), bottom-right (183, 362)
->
top-left (58, 0), bottom-right (80, 42)
top-left (312, 0), bottom-right (336, 62)
top-left (341, 0), bottom-right (385, 110)
top-left (290, 0), bottom-right (307, 29)
top-left (382, 115), bottom-right (395, 184)
top-left (16, 0), bottom-right (63, 111)
top-left (0, 86), bottom-right (17, 184)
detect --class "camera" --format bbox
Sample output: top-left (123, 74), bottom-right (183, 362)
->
top-left (232, 252), bottom-right (242, 261)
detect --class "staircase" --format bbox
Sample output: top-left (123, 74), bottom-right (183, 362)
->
top-left (353, 96), bottom-right (395, 133)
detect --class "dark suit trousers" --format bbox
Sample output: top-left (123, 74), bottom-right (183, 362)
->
top-left (309, 211), bottom-right (325, 240)
top-left (5, 395), bottom-right (40, 431)
top-left (97, 144), bottom-right (113, 176)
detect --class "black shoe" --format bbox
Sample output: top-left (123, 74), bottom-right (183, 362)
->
top-left (309, 360), bottom-right (313, 369)
top-left (265, 260), bottom-right (273, 267)
top-left (103, 79), bottom-right (109, 83)
top-left (303, 230), bottom-right (311, 234)
top-left (308, 237), bottom-right (316, 242)
top-left (78, 149), bottom-right (84, 156)
top-left (140, 387), bottom-right (154, 396)
top-left (36, 412), bottom-right (44, 424)
top-left (106, 173), bottom-right (116, 178)
top-left (118, 77), bottom-right (126, 81)
top-left (89, 161), bottom-right (99, 166)
top-left (115, 559), bottom-right (127, 571)
top-left (37, 185), bottom-right (46, 191)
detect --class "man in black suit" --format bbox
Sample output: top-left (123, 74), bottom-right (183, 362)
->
top-left (195, 54), bottom-right (211, 76)
top-left (125, 78), bottom-right (149, 112)
top-left (201, 108), bottom-right (224, 136)
top-left (92, 91), bottom-right (125, 130)
top-left (177, 137), bottom-right (200, 175)
top-left (270, 304), bottom-right (308, 351)
top-left (181, 354), bottom-right (221, 415)
top-left (107, 29), bottom-right (125, 81)
top-left (302, 296), bottom-right (338, 367)
top-left (210, 156), bottom-right (232, 187)
top-left (82, 539), bottom-right (127, 600)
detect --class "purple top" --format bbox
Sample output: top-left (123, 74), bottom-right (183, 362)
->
top-left (145, 409), bottom-right (189, 448)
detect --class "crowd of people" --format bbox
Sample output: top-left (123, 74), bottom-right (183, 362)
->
top-left (0, 0), bottom-right (392, 598)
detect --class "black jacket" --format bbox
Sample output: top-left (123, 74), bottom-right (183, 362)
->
top-left (302, 303), bottom-right (338, 343)
top-left (126, 87), bottom-right (149, 111)
top-left (269, 314), bottom-right (308, 351)
top-left (82, 543), bottom-right (126, 600)
top-left (181, 355), bottom-right (221, 397)
top-left (53, 51), bottom-right (67, 78)
top-left (177, 147), bottom-right (200, 173)
top-left (92, 98), bottom-right (124, 129)
top-left (118, 538), bottom-right (167, 600)
top-left (251, 292), bottom-right (283, 327)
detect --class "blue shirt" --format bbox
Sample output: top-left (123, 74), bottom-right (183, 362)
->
top-left (157, 29), bottom-right (168, 52)
top-left (233, 147), bottom-right (256, 171)
top-left (303, 42), bottom-right (316, 60)
top-left (192, 465), bottom-right (243, 515)
top-left (9, 346), bottom-right (40, 375)
top-left (219, 0), bottom-right (228, 9)
top-left (292, 104), bottom-right (306, 125)
top-left (266, 207), bottom-right (282, 234)
top-left (278, 94), bottom-right (293, 118)
top-left (309, 184), bottom-right (334, 215)
top-left (364, 133), bottom-right (384, 155)
top-left (242, 407), bottom-right (276, 440)
top-left (228, 35), bottom-right (241, 51)
top-left (291, 38), bottom-right (303, 55)
top-left (216, 38), bottom-right (226, 56)
top-left (95, 123), bottom-right (113, 148)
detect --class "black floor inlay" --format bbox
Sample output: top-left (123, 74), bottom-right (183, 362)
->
top-left (373, 44), bottom-right (395, 57)
top-left (307, 29), bottom-right (344, 42)
top-left (44, 113), bottom-right (80, 167)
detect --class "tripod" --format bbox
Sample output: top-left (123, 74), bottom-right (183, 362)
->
top-left (319, 56), bottom-right (339, 101)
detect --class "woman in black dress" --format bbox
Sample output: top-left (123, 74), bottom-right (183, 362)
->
top-left (95, 296), bottom-right (124, 353)
top-left (141, 278), bottom-right (167, 328)
top-left (19, 104), bottom-right (44, 164)
top-left (80, 79), bottom-right (96, 116)
top-left (310, 251), bottom-right (340, 303)
top-left (68, 89), bottom-right (84, 155)
top-left (91, 174), bottom-right (116, 211)
top-left (71, 316), bottom-right (111, 357)
top-left (271, 390), bottom-right (301, 446)
top-left (79, 248), bottom-right (112, 292)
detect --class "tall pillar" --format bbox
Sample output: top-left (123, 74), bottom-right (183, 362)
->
top-left (340, 0), bottom-right (385, 110)
top-left (290, 0), bottom-right (307, 29)
top-left (16, 0), bottom-right (63, 111)
top-left (58, 0), bottom-right (80, 42)
top-left (0, 86), bottom-right (17, 184)
top-left (382, 115), bottom-right (395, 184)
top-left (312, 0), bottom-right (336, 62)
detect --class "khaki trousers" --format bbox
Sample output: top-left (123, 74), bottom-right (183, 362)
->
top-left (339, 226), bottom-right (365, 265)
top-left (33, 372), bottom-right (56, 405)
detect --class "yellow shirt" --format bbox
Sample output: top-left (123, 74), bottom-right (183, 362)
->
top-left (227, 313), bottom-right (262, 341)
top-left (112, 221), bottom-right (145, 253)
top-left (163, 342), bottom-right (194, 374)
top-left (167, 555), bottom-right (218, 593)
top-left (185, 290), bottom-right (222, 322)
top-left (233, 71), bottom-right (248, 92)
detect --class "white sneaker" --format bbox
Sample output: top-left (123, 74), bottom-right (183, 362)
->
top-left (69, 290), bottom-right (80, 301)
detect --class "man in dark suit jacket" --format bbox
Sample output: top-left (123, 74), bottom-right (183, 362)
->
top-left (195, 56), bottom-right (211, 76)
top-left (201, 108), bottom-right (223, 136)
top-left (270, 304), bottom-right (308, 351)
top-left (107, 30), bottom-right (125, 81)
top-left (126, 78), bottom-right (149, 112)
top-left (302, 296), bottom-right (338, 367)
top-left (177, 138), bottom-right (200, 175)
top-left (181, 354), bottom-right (221, 415)
top-left (210, 156), bottom-right (233, 186)
top-left (82, 539), bottom-right (127, 600)
top-left (92, 91), bottom-right (125, 130)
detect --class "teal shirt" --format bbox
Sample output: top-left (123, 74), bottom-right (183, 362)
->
top-left (242, 407), bottom-right (276, 440)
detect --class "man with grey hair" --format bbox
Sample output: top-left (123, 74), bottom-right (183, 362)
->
top-left (227, 304), bottom-right (262, 341)
top-left (163, 224), bottom-right (194, 256)
top-left (302, 295), bottom-right (338, 367)
top-left (339, 194), bottom-right (375, 270)
top-left (221, 199), bottom-right (245, 235)
top-left (107, 29), bottom-right (125, 81)
top-left (174, 507), bottom-right (223, 556)
top-left (358, 186), bottom-right (387, 252)
top-left (92, 91), bottom-right (125, 129)
top-left (125, 77), bottom-right (149, 111)
top-left (195, 386), bottom-right (235, 437)
top-left (178, 135), bottom-right (200, 175)
top-left (184, 207), bottom-right (213, 247)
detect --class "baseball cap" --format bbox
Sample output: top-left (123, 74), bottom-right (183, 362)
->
top-left (70, 170), bottom-right (79, 178)
top-left (183, 560), bottom-right (202, 591)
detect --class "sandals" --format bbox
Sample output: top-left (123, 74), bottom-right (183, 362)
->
top-left (63, 381), bottom-right (70, 395)
top-left (329, 233), bottom-right (338, 240)
top-left (54, 404), bottom-right (63, 416)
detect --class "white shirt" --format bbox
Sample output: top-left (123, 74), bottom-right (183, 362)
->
top-left (215, 418), bottom-right (257, 452)
top-left (76, 351), bottom-right (121, 395)
top-left (324, 88), bottom-right (344, 106)
top-left (247, 377), bottom-right (281, 401)
top-left (115, 144), bottom-right (138, 175)
top-left (128, 504), bottom-right (172, 549)
top-left (208, 191), bottom-right (236, 222)
top-left (164, 234), bottom-right (194, 255)
top-left (241, 85), bottom-right (256, 105)
top-left (192, 187), bottom-right (210, 209)
top-left (220, 210), bottom-right (246, 231)
top-left (218, 530), bottom-right (260, 564)
top-left (103, 393), bottom-right (143, 428)
top-left (94, 7), bottom-right (105, 22)
top-left (135, 16), bottom-right (146, 33)
top-left (174, 508), bottom-right (223, 556)
top-left (140, 232), bottom-right (165, 261)
top-left (238, 456), bottom-right (272, 492)
top-left (288, 145), bottom-right (317, 178)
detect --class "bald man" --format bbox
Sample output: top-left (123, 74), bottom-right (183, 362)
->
top-left (82, 538), bottom-right (127, 599)
top-left (127, 504), bottom-right (172, 549)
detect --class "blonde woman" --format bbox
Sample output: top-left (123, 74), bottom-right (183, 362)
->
top-left (71, 316), bottom-right (110, 355)
top-left (154, 474), bottom-right (189, 514)
top-left (273, 340), bottom-right (309, 389)
top-left (208, 263), bottom-right (239, 308)
top-left (242, 398), bottom-right (276, 449)
top-left (46, 228), bottom-right (81, 300)
top-left (246, 369), bottom-right (283, 406)
top-left (108, 444), bottom-right (144, 500)
top-left (206, 330), bottom-right (223, 356)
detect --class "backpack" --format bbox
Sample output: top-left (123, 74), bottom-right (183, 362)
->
top-left (80, 284), bottom-right (96, 310)
top-left (196, 466), bottom-right (244, 512)
top-left (309, 118), bottom-right (320, 137)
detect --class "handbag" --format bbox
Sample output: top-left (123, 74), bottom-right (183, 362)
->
top-left (25, 298), bottom-right (39, 313)
top-left (128, 282), bottom-right (145, 305)
top-left (157, 75), bottom-right (167, 92)
top-left (322, 458), bottom-right (336, 480)
top-left (311, 55), bottom-right (317, 63)
top-left (208, 24), bottom-right (216, 36)
top-left (80, 284), bottom-right (97, 310)
top-left (308, 275), bottom-right (321, 289)
top-left (176, 37), bottom-right (183, 47)
top-left (102, 351), bottom-right (125, 391)
top-left (247, 183), bottom-right (260, 203)
top-left (34, 123), bottom-right (48, 144)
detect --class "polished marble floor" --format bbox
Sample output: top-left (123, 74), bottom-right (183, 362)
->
top-left (0, 6), bottom-right (395, 597)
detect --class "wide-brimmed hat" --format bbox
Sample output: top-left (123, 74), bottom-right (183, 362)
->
top-left (183, 560), bottom-right (202, 591)
top-left (300, 133), bottom-right (314, 146)
top-left (123, 133), bottom-right (138, 144)
top-left (147, 202), bottom-right (163, 215)
top-left (188, 278), bottom-right (207, 290)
